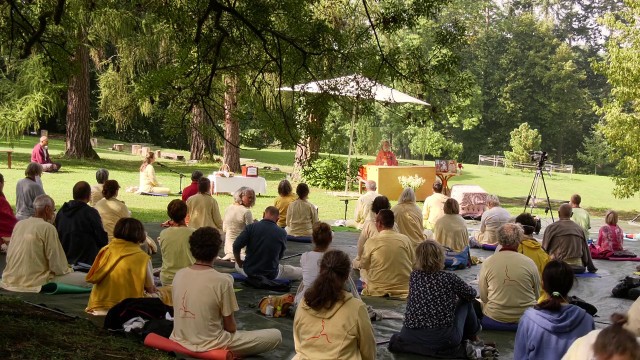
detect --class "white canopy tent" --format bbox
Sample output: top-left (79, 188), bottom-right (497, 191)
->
top-left (280, 74), bottom-right (430, 192)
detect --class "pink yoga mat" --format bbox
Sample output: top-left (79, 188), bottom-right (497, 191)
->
top-left (144, 333), bottom-right (233, 360)
top-left (606, 257), bottom-right (640, 262)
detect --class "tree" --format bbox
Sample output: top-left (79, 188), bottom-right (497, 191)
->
top-left (504, 122), bottom-right (541, 164)
top-left (596, 0), bottom-right (640, 197)
top-left (577, 127), bottom-right (610, 175)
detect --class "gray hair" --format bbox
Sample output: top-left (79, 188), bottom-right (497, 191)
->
top-left (486, 194), bottom-right (500, 207)
top-left (33, 194), bottom-right (54, 210)
top-left (497, 223), bottom-right (523, 247)
top-left (398, 187), bottom-right (416, 204)
top-left (25, 162), bottom-right (43, 177)
top-left (95, 168), bottom-right (109, 184)
top-left (233, 186), bottom-right (255, 207)
top-left (365, 180), bottom-right (377, 191)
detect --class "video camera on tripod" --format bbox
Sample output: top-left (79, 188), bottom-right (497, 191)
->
top-left (529, 151), bottom-right (548, 169)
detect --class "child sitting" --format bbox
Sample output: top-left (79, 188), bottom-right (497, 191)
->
top-left (295, 222), bottom-right (333, 304)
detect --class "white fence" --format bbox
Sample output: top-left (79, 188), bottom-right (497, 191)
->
top-left (478, 155), bottom-right (573, 175)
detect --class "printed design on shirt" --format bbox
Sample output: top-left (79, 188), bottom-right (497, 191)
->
top-left (305, 319), bottom-right (331, 343)
top-left (178, 290), bottom-right (196, 319)
top-left (503, 266), bottom-right (518, 286)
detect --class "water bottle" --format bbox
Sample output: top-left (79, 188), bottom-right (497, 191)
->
top-left (265, 296), bottom-right (274, 317)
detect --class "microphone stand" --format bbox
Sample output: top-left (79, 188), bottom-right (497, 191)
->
top-left (156, 162), bottom-right (187, 194)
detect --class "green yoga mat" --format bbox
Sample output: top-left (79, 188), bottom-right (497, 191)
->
top-left (40, 282), bottom-right (92, 295)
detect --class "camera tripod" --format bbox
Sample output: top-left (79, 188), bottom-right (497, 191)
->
top-left (524, 165), bottom-right (555, 223)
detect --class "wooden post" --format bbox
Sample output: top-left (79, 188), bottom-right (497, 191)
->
top-left (132, 144), bottom-right (141, 155)
top-left (141, 147), bottom-right (150, 156)
top-left (155, 150), bottom-right (161, 159)
top-left (90, 138), bottom-right (98, 147)
top-left (114, 144), bottom-right (124, 152)
top-left (40, 130), bottom-right (48, 137)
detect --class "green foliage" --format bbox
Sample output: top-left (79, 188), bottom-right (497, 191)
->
top-left (577, 127), bottom-right (612, 175)
top-left (0, 56), bottom-right (63, 140)
top-left (596, 0), bottom-right (640, 197)
top-left (405, 124), bottom-right (462, 159)
top-left (301, 157), bottom-right (362, 191)
top-left (504, 122), bottom-right (542, 164)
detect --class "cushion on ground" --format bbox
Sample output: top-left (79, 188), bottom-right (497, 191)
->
top-left (144, 333), bottom-right (232, 360)
top-left (230, 272), bottom-right (291, 285)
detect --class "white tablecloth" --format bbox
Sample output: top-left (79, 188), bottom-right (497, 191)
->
top-left (208, 175), bottom-right (267, 195)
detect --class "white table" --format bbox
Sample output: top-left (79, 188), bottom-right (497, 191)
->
top-left (208, 175), bottom-right (267, 195)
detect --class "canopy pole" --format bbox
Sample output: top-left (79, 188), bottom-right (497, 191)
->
top-left (345, 102), bottom-right (358, 194)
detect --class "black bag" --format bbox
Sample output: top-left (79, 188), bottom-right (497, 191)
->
top-left (569, 296), bottom-right (597, 316)
top-left (243, 275), bottom-right (291, 292)
top-left (104, 298), bottom-right (173, 331)
top-left (611, 276), bottom-right (640, 299)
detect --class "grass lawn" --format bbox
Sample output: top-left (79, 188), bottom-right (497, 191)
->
top-left (1, 136), bottom-right (638, 223)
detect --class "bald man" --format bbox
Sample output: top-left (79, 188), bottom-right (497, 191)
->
top-left (31, 136), bottom-right (62, 172)
top-left (542, 204), bottom-right (597, 273)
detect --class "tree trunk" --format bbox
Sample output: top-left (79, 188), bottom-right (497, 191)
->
top-left (190, 105), bottom-right (206, 160)
top-left (223, 75), bottom-right (241, 172)
top-left (292, 112), bottom-right (325, 181)
top-left (65, 28), bottom-right (98, 159)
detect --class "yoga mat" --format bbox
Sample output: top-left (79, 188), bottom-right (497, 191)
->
top-left (286, 236), bottom-right (312, 243)
top-left (606, 257), bottom-right (640, 262)
top-left (140, 192), bottom-right (169, 197)
top-left (144, 333), bottom-right (232, 360)
top-left (230, 272), bottom-right (291, 285)
top-left (213, 259), bottom-right (236, 268)
top-left (575, 272), bottom-right (601, 278)
top-left (355, 279), bottom-right (364, 293)
top-left (481, 244), bottom-right (497, 251)
top-left (40, 282), bottom-right (92, 295)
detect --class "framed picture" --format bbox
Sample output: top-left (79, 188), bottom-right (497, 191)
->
top-left (435, 160), bottom-right (458, 175)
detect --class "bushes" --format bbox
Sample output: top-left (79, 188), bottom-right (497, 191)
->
top-left (302, 157), bottom-right (362, 190)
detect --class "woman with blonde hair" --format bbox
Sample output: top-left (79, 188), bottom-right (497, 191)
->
top-left (597, 210), bottom-right (625, 253)
top-left (137, 152), bottom-right (170, 195)
top-left (389, 240), bottom-right (480, 357)
top-left (222, 186), bottom-right (255, 260)
top-left (391, 188), bottom-right (425, 248)
top-left (293, 250), bottom-right (375, 360)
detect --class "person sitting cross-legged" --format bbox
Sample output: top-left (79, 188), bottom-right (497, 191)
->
top-left (433, 198), bottom-right (469, 252)
top-left (514, 260), bottom-right (594, 359)
top-left (0, 173), bottom-right (18, 249)
top-left (478, 223), bottom-right (541, 331)
top-left (181, 170), bottom-right (203, 202)
top-left (475, 194), bottom-right (511, 246)
top-left (294, 222), bottom-right (334, 305)
top-left (389, 240), bottom-right (481, 358)
top-left (597, 210), bottom-right (626, 253)
top-left (422, 181), bottom-right (449, 230)
top-left (1, 195), bottom-right (88, 292)
top-left (15, 162), bottom-right (45, 220)
top-left (361, 209), bottom-right (415, 299)
top-left (543, 203), bottom-right (597, 274)
top-left (170, 227), bottom-right (282, 357)
top-left (391, 188), bottom-right (426, 248)
top-left (286, 183), bottom-right (318, 240)
top-left (273, 179), bottom-right (296, 228)
top-left (222, 186), bottom-right (255, 261)
top-left (85, 218), bottom-right (158, 315)
top-left (347, 180), bottom-right (379, 230)
top-left (31, 135), bottom-right (62, 172)
top-left (187, 177), bottom-right (223, 231)
top-left (293, 250), bottom-right (376, 360)
top-left (94, 180), bottom-right (131, 242)
top-left (513, 213), bottom-right (549, 282)
top-left (90, 168), bottom-right (109, 206)
top-left (159, 199), bottom-right (195, 286)
top-left (55, 181), bottom-right (109, 266)
top-left (233, 206), bottom-right (302, 281)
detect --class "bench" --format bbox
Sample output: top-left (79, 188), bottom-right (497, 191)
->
top-left (0, 150), bottom-right (14, 169)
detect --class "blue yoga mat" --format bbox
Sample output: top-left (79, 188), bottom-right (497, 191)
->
top-left (230, 272), bottom-right (291, 285)
top-left (481, 244), bottom-right (497, 251)
top-left (575, 272), bottom-right (601, 278)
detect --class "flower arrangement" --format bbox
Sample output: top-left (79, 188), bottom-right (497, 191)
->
top-left (398, 175), bottom-right (426, 191)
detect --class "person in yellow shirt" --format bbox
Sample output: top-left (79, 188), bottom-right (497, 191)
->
top-left (433, 199), bottom-right (469, 252)
top-left (361, 210), bottom-right (415, 299)
top-left (159, 200), bottom-right (195, 285)
top-left (85, 218), bottom-right (158, 315)
top-left (274, 180), bottom-right (296, 228)
top-left (347, 180), bottom-right (379, 229)
top-left (136, 152), bottom-right (170, 195)
top-left (293, 250), bottom-right (376, 360)
top-left (90, 168), bottom-right (109, 206)
top-left (94, 180), bottom-right (131, 241)
top-left (222, 187), bottom-right (255, 260)
top-left (391, 188), bottom-right (425, 248)
top-left (286, 183), bottom-right (318, 238)
top-left (1, 195), bottom-right (88, 292)
top-left (186, 178), bottom-right (223, 230)
top-left (422, 181), bottom-right (448, 230)
top-left (515, 213), bottom-right (549, 281)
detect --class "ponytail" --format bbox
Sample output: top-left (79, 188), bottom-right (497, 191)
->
top-left (140, 152), bottom-right (155, 172)
top-left (535, 260), bottom-right (574, 312)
